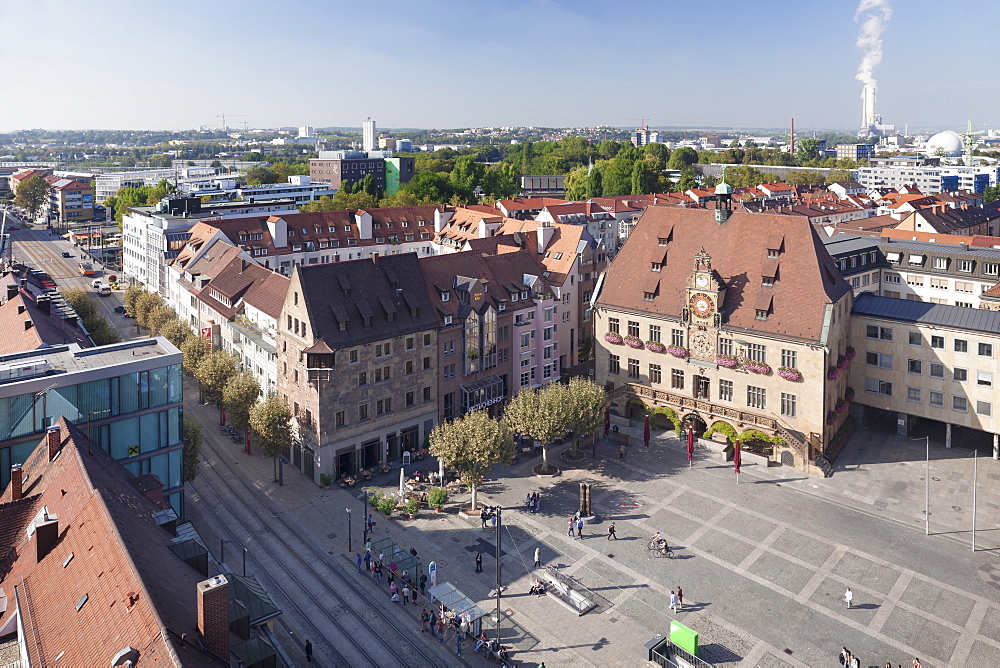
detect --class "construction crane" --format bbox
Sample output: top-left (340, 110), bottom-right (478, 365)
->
top-left (960, 119), bottom-right (984, 167)
top-left (627, 117), bottom-right (650, 130)
top-left (217, 114), bottom-right (247, 133)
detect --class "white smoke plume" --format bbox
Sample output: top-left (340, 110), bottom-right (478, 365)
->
top-left (854, 0), bottom-right (892, 88)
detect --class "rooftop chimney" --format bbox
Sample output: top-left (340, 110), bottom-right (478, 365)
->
top-left (6, 284), bottom-right (17, 300)
top-left (33, 514), bottom-right (59, 564)
top-left (37, 296), bottom-right (50, 315)
top-left (197, 575), bottom-right (230, 660)
top-left (10, 464), bottom-right (23, 501)
top-left (17, 305), bottom-right (25, 315)
top-left (24, 320), bottom-right (32, 331)
top-left (47, 426), bottom-right (62, 461)
top-left (372, 252), bottom-right (379, 267)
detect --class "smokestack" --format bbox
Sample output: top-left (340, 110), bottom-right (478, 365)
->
top-left (197, 575), bottom-right (230, 659)
top-left (47, 426), bottom-right (62, 461)
top-left (854, 0), bottom-right (892, 135)
top-left (6, 284), bottom-right (17, 300)
top-left (790, 118), bottom-right (795, 156)
top-left (10, 464), bottom-right (23, 501)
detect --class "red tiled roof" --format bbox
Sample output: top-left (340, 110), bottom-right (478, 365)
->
top-left (0, 288), bottom-right (92, 354)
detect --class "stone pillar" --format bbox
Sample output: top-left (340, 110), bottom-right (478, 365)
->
top-left (946, 423), bottom-right (952, 449)
top-left (993, 433), bottom-right (998, 461)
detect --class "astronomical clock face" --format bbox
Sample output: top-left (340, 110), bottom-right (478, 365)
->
top-left (689, 292), bottom-right (713, 317)
top-left (690, 330), bottom-right (715, 358)
top-left (695, 273), bottom-right (710, 288)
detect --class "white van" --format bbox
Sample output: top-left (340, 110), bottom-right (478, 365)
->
top-left (91, 279), bottom-right (102, 289)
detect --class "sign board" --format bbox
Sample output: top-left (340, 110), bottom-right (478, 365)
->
top-left (428, 561), bottom-right (437, 589)
top-left (669, 620), bottom-right (698, 656)
top-left (127, 445), bottom-right (139, 457)
top-left (201, 327), bottom-right (212, 339)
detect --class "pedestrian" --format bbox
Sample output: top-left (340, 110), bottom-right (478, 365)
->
top-left (526, 493), bottom-right (532, 511)
top-left (387, 571), bottom-right (394, 589)
top-left (419, 572), bottom-right (427, 594)
top-left (475, 631), bottom-right (488, 654)
top-left (567, 517), bottom-right (575, 537)
top-left (402, 585), bottom-right (411, 605)
top-left (675, 585), bottom-right (683, 610)
top-left (533, 491), bottom-right (540, 513)
top-left (437, 616), bottom-right (446, 643)
top-left (607, 522), bottom-right (617, 540)
top-left (356, 552), bottom-right (362, 575)
top-left (375, 561), bottom-right (383, 584)
top-left (845, 587), bottom-right (853, 609)
top-left (421, 609), bottom-right (429, 633)
top-left (428, 610), bottom-right (436, 636)
top-left (619, 444), bottom-right (627, 461)
top-left (475, 552), bottom-right (483, 573)
top-left (839, 647), bottom-right (849, 665)
top-left (481, 507), bottom-right (488, 529)
top-left (670, 589), bottom-right (679, 613)
top-left (410, 546), bottom-right (418, 558)
top-left (491, 512), bottom-right (497, 529)
top-left (534, 547), bottom-right (541, 568)
top-left (577, 517), bottom-right (584, 538)
top-left (304, 639), bottom-right (313, 663)
top-left (389, 582), bottom-right (397, 598)
top-left (912, 660), bottom-right (922, 668)
top-left (456, 632), bottom-right (463, 656)
top-left (364, 551), bottom-right (372, 572)
top-left (852, 656), bottom-right (860, 668)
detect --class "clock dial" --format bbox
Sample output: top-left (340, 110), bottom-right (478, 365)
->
top-left (695, 274), bottom-right (709, 288)
top-left (689, 292), bottom-right (713, 317)
top-left (691, 331), bottom-right (714, 357)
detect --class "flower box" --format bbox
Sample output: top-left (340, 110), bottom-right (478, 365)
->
top-left (623, 335), bottom-right (644, 349)
top-left (666, 346), bottom-right (689, 358)
top-left (742, 359), bottom-right (771, 375)
top-left (826, 410), bottom-right (837, 425)
top-left (827, 366), bottom-right (840, 381)
top-left (844, 346), bottom-right (856, 361)
top-left (835, 398), bottom-right (847, 414)
top-left (645, 341), bottom-right (666, 353)
top-left (777, 366), bottom-right (802, 381)
top-left (715, 354), bottom-right (739, 368)
top-left (844, 387), bottom-right (855, 401)
top-left (836, 354), bottom-right (848, 370)
top-left (604, 331), bottom-right (623, 345)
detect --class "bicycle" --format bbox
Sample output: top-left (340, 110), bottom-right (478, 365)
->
top-left (647, 539), bottom-right (666, 551)
top-left (653, 546), bottom-right (674, 558)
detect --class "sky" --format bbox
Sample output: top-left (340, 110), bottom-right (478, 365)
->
top-left (1, 0), bottom-right (998, 133)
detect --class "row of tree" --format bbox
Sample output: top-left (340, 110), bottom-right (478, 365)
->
top-left (59, 289), bottom-right (123, 345)
top-left (122, 285), bottom-right (294, 481)
top-left (428, 377), bottom-right (607, 510)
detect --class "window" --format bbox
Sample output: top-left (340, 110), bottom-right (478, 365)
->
top-left (780, 393), bottom-right (796, 417)
top-left (358, 372), bottom-right (368, 386)
top-left (984, 262), bottom-right (999, 276)
top-left (929, 362), bottom-right (945, 378)
top-left (671, 329), bottom-right (684, 347)
top-left (979, 342), bottom-right (993, 357)
top-left (866, 325), bottom-right (893, 341)
top-left (955, 339), bottom-right (968, 353)
top-left (884, 273), bottom-right (901, 284)
top-left (608, 317), bottom-right (619, 334)
top-left (747, 386), bottom-right (766, 409)
top-left (865, 351), bottom-right (892, 368)
top-left (376, 398), bottom-right (392, 415)
top-left (906, 359), bottom-right (921, 374)
top-left (932, 257), bottom-right (947, 269)
top-left (955, 281), bottom-right (973, 294)
top-left (406, 337), bottom-right (415, 350)
top-left (649, 325), bottom-right (661, 343)
top-left (609, 355), bottom-right (620, 374)
top-left (657, 237), bottom-right (668, 246)
top-left (443, 340), bottom-right (455, 355)
top-left (761, 276), bottom-right (774, 287)
top-left (928, 390), bottom-right (944, 407)
top-left (350, 349), bottom-right (359, 363)
top-left (423, 356), bottom-right (431, 370)
top-left (718, 338), bottom-right (733, 356)
top-left (405, 391), bottom-right (415, 407)
top-left (628, 358), bottom-right (639, 379)
top-left (335, 410), bottom-right (345, 427)
top-left (719, 379), bottom-right (733, 402)
top-left (954, 368), bottom-right (968, 383)
top-left (958, 259), bottom-right (974, 273)
top-left (747, 343), bottom-right (767, 364)
top-left (978, 370), bottom-right (992, 387)
top-left (671, 369), bottom-right (684, 389)
top-left (423, 386), bottom-right (432, 402)
top-left (359, 404), bottom-right (368, 420)
top-left (953, 396), bottom-right (968, 412)
top-left (929, 277), bottom-right (947, 290)
top-left (649, 364), bottom-right (662, 384)
top-left (781, 349), bottom-right (796, 368)
top-left (374, 367), bottom-right (383, 382)
top-left (905, 332), bottom-right (920, 347)
top-left (863, 378), bottom-right (893, 396)
top-left (651, 262), bottom-right (662, 272)
top-left (520, 333), bottom-right (530, 348)
top-left (643, 292), bottom-right (655, 302)
top-left (405, 360), bottom-right (414, 374)
top-left (908, 254), bottom-right (925, 266)
top-left (755, 309), bottom-right (768, 320)
top-left (977, 401), bottom-right (992, 416)
top-left (520, 371), bottom-right (530, 387)
top-left (931, 335), bottom-right (944, 349)
top-left (628, 321), bottom-right (640, 337)
top-left (955, 301), bottom-right (973, 308)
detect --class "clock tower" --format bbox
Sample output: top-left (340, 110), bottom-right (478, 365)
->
top-left (684, 248), bottom-right (726, 361)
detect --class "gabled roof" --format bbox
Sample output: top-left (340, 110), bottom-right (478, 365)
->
top-left (599, 207), bottom-right (851, 343)
top-left (0, 287), bottom-right (92, 353)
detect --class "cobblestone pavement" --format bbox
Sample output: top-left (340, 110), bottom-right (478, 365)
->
top-left (192, 410), bottom-right (1000, 667)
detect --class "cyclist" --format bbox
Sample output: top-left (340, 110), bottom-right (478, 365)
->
top-left (652, 531), bottom-right (664, 548)
top-left (660, 540), bottom-right (673, 557)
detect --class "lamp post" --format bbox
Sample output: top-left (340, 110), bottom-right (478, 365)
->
top-left (494, 506), bottom-right (503, 650)
top-left (925, 435), bottom-right (930, 536)
top-left (346, 507), bottom-right (352, 552)
top-left (972, 447), bottom-right (978, 552)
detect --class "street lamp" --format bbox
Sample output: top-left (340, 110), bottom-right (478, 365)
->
top-left (346, 507), bottom-right (352, 552)
top-left (971, 447), bottom-right (978, 552)
top-left (912, 435), bottom-right (929, 535)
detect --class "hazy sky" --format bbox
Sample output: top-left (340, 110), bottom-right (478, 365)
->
top-left (1, 0), bottom-right (997, 133)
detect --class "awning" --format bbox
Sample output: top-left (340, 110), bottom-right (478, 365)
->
top-left (461, 375), bottom-right (505, 411)
top-left (427, 582), bottom-right (490, 622)
top-left (885, 252), bottom-right (901, 262)
top-left (908, 254), bottom-right (924, 264)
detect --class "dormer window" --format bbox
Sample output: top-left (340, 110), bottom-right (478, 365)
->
top-left (766, 249), bottom-right (778, 258)
top-left (288, 228), bottom-right (296, 236)
top-left (339, 321), bottom-right (347, 331)
top-left (344, 226), bottom-right (351, 232)
top-left (762, 276), bottom-right (775, 287)
top-left (443, 315), bottom-right (453, 325)
top-left (301, 228), bottom-right (307, 235)
top-left (363, 316), bottom-right (372, 327)
top-left (521, 291), bottom-right (528, 299)
top-left (651, 262), bottom-right (662, 272)
top-left (441, 291), bottom-right (450, 302)
top-left (498, 301), bottom-right (507, 312)
top-left (755, 309), bottom-right (768, 320)
top-left (328, 226), bottom-right (336, 232)
top-left (657, 237), bottom-right (668, 246)
top-left (511, 293), bottom-right (519, 302)
top-left (643, 292), bottom-right (655, 301)
top-left (374, 222), bottom-right (381, 229)
top-left (554, 252), bottom-right (563, 260)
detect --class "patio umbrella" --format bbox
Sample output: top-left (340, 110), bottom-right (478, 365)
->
top-left (643, 415), bottom-right (650, 449)
top-left (399, 467), bottom-right (405, 499)
top-left (686, 426), bottom-right (694, 466)
top-left (733, 439), bottom-right (742, 483)
top-left (604, 408), bottom-right (610, 437)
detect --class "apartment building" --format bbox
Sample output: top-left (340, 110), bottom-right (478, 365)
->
top-left (309, 150), bottom-right (414, 193)
top-left (851, 294), bottom-right (1000, 458)
top-left (876, 238), bottom-right (1000, 307)
top-left (277, 254), bottom-right (438, 482)
top-left (95, 167), bottom-right (218, 202)
top-left (857, 156), bottom-right (998, 194)
top-left (823, 235), bottom-right (887, 296)
top-left (46, 177), bottom-right (95, 223)
top-left (594, 197), bottom-right (853, 474)
top-left (182, 175), bottom-right (338, 205)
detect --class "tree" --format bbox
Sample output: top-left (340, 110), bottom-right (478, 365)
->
top-left (403, 171), bottom-right (455, 203)
top-left (222, 370), bottom-right (261, 431)
top-left (249, 395), bottom-right (293, 481)
top-left (585, 166), bottom-right (603, 199)
top-left (563, 166), bottom-right (588, 201)
top-left (562, 377), bottom-right (608, 456)
top-left (183, 419), bottom-right (203, 482)
top-left (502, 383), bottom-right (571, 474)
top-left (196, 350), bottom-right (240, 405)
top-left (984, 184), bottom-right (1000, 203)
top-left (123, 283), bottom-right (145, 316)
top-left (630, 159), bottom-right (654, 195)
top-left (145, 304), bottom-right (176, 336)
top-left (429, 410), bottom-right (514, 511)
top-left (159, 318), bottom-right (193, 348)
top-left (14, 175), bottom-right (49, 219)
top-left (480, 162), bottom-right (519, 199)
top-left (667, 147), bottom-right (699, 170)
top-left (181, 334), bottom-right (211, 377)
top-left (133, 291), bottom-right (163, 329)
top-left (147, 154), bottom-right (172, 169)
top-left (59, 288), bottom-right (121, 345)
top-left (825, 168), bottom-right (856, 185)
top-left (796, 138), bottom-right (822, 163)
top-left (244, 165), bottom-right (277, 185)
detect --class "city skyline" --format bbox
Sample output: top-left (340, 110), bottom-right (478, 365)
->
top-left (1, 0), bottom-right (998, 133)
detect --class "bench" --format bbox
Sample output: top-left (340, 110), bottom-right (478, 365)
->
top-left (541, 573), bottom-right (597, 616)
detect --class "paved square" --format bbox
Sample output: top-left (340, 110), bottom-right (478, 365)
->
top-left (770, 529), bottom-right (838, 567)
top-left (690, 528), bottom-right (758, 566)
top-left (898, 577), bottom-right (977, 627)
top-left (882, 606), bottom-right (961, 662)
top-left (662, 489), bottom-right (727, 521)
top-left (747, 551), bottom-right (816, 593)
top-left (808, 576), bottom-right (883, 625)
top-left (714, 508), bottom-right (780, 544)
top-left (831, 552), bottom-right (901, 595)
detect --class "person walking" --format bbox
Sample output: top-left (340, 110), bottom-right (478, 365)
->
top-left (402, 585), bottom-right (411, 605)
top-left (437, 615), bottom-right (446, 643)
top-left (619, 444), bottom-right (627, 461)
top-left (607, 522), bottom-right (617, 540)
top-left (428, 610), bottom-right (436, 637)
top-left (674, 585), bottom-right (683, 610)
top-left (387, 571), bottom-right (394, 590)
top-left (475, 552), bottom-right (483, 573)
top-left (490, 511), bottom-right (497, 529)
top-left (356, 553), bottom-right (363, 575)
top-left (577, 517), bottom-right (584, 539)
top-left (364, 550), bottom-right (372, 573)
top-left (304, 639), bottom-right (313, 663)
top-left (389, 582), bottom-right (397, 599)
top-left (481, 507), bottom-right (488, 529)
top-left (845, 587), bottom-right (853, 609)
top-left (567, 517), bottom-right (575, 537)
top-left (912, 659), bottom-right (922, 668)
top-left (839, 647), bottom-right (850, 666)
top-left (533, 491), bottom-right (540, 513)
top-left (534, 547), bottom-right (541, 568)
top-left (375, 561), bottom-right (383, 584)
top-left (419, 572), bottom-right (427, 595)
top-left (670, 589), bottom-right (680, 613)
top-left (421, 609), bottom-right (429, 633)
top-left (456, 631), bottom-right (463, 656)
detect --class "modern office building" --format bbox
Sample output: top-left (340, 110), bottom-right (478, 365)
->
top-left (46, 177), bottom-right (95, 223)
top-left (857, 156), bottom-right (998, 194)
top-left (0, 337), bottom-right (185, 515)
top-left (95, 167), bottom-right (219, 202)
top-left (363, 118), bottom-right (377, 152)
top-left (309, 151), bottom-right (414, 193)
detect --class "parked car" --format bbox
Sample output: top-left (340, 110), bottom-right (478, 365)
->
top-left (114, 305), bottom-right (126, 313)
top-left (123, 311), bottom-right (135, 318)
top-left (61, 251), bottom-right (73, 258)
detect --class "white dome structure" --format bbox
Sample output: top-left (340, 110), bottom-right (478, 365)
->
top-left (925, 130), bottom-right (963, 157)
